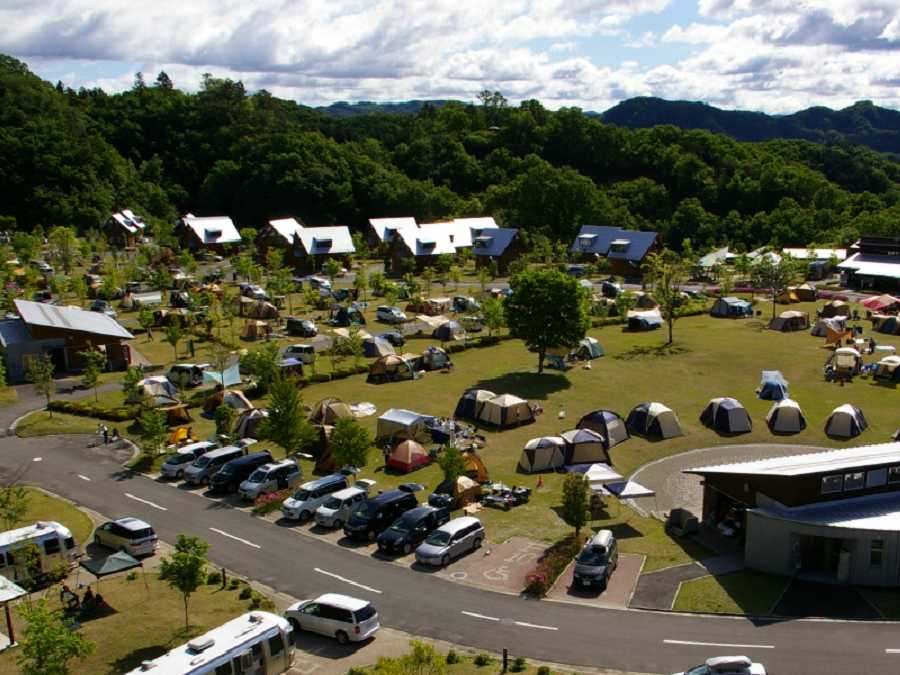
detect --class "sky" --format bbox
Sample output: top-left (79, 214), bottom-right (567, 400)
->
top-left (2, 0), bottom-right (899, 114)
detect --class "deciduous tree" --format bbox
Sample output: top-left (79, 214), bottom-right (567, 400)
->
top-left (159, 535), bottom-right (209, 631)
top-left (560, 473), bottom-right (589, 539)
top-left (17, 600), bottom-right (94, 675)
top-left (643, 250), bottom-right (687, 345)
top-left (330, 417), bottom-right (372, 470)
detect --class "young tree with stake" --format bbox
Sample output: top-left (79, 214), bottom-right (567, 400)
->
top-left (159, 534), bottom-right (210, 631)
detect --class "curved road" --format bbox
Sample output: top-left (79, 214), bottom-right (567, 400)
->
top-left (2, 392), bottom-right (898, 673)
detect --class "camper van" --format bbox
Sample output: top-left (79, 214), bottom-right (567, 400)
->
top-left (125, 611), bottom-right (294, 675)
top-left (0, 521), bottom-right (79, 584)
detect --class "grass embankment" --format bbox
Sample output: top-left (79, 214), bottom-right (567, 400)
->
top-left (15, 411), bottom-right (100, 438)
top-left (0, 574), bottom-right (267, 674)
top-left (673, 570), bottom-right (790, 615)
top-left (15, 487), bottom-right (94, 544)
top-left (0, 387), bottom-right (17, 407)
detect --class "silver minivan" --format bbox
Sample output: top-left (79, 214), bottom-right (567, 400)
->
top-left (285, 593), bottom-right (379, 644)
top-left (239, 460), bottom-right (302, 501)
top-left (281, 474), bottom-right (349, 521)
top-left (415, 516), bottom-right (484, 567)
top-left (160, 441), bottom-right (217, 480)
top-left (314, 480), bottom-right (376, 529)
top-left (183, 445), bottom-right (246, 485)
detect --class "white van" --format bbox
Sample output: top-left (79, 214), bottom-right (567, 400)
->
top-left (280, 474), bottom-right (349, 521)
top-left (0, 521), bottom-right (79, 584)
top-left (313, 480), bottom-right (376, 529)
top-left (285, 594), bottom-right (379, 644)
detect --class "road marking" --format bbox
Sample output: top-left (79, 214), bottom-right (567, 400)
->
top-left (514, 620), bottom-right (558, 631)
top-left (77, 474), bottom-right (91, 481)
top-left (32, 457), bottom-right (42, 462)
top-left (314, 568), bottom-right (381, 594)
top-left (209, 528), bottom-right (261, 549)
top-left (461, 611), bottom-right (500, 622)
top-left (124, 493), bottom-right (168, 511)
top-left (886, 649), bottom-right (900, 654)
top-left (664, 639), bottom-right (775, 650)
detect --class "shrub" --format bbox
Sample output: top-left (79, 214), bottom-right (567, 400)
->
top-left (537, 666), bottom-right (551, 675)
top-left (522, 535), bottom-right (581, 598)
top-left (47, 399), bottom-right (139, 421)
top-left (309, 373), bottom-right (331, 383)
top-left (125, 571), bottom-right (138, 581)
top-left (474, 653), bottom-right (492, 667)
top-left (251, 488), bottom-right (291, 515)
top-left (511, 656), bottom-right (527, 672)
top-left (229, 578), bottom-right (241, 590)
top-left (445, 650), bottom-right (459, 664)
top-left (238, 585), bottom-right (253, 600)
top-left (206, 571), bottom-right (222, 585)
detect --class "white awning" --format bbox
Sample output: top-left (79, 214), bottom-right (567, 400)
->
top-left (604, 480), bottom-right (656, 498)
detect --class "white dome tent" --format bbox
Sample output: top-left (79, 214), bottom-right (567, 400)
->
top-left (825, 404), bottom-right (868, 440)
top-left (766, 399), bottom-right (806, 434)
top-left (518, 437), bottom-right (566, 473)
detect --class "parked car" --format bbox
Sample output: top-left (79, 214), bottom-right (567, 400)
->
top-left (600, 280), bottom-right (621, 298)
top-left (343, 488), bottom-right (419, 542)
top-left (209, 450), bottom-right (274, 494)
top-left (314, 480), bottom-right (376, 529)
top-left (566, 264), bottom-right (588, 277)
top-left (301, 275), bottom-right (331, 291)
top-left (376, 306), bottom-right (407, 324)
top-left (32, 260), bottom-right (54, 276)
top-left (377, 505), bottom-right (450, 556)
top-left (166, 363), bottom-right (210, 388)
top-left (240, 283), bottom-right (269, 301)
top-left (414, 516), bottom-right (484, 567)
top-left (285, 593), bottom-right (379, 644)
top-left (280, 474), bottom-right (350, 521)
top-left (459, 315), bottom-right (484, 333)
top-left (283, 344), bottom-right (317, 365)
top-left (572, 529), bottom-right (618, 590)
top-left (239, 460), bottom-right (302, 501)
top-left (184, 445), bottom-right (247, 486)
top-left (87, 298), bottom-right (117, 318)
top-left (452, 296), bottom-right (480, 313)
top-left (672, 656), bottom-right (766, 675)
top-left (286, 317), bottom-right (318, 337)
top-left (376, 331), bottom-right (405, 347)
top-left (159, 441), bottom-right (218, 480)
top-left (93, 517), bottom-right (158, 557)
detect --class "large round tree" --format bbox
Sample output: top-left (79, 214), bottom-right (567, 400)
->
top-left (505, 268), bottom-right (590, 373)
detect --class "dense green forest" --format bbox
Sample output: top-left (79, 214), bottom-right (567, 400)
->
top-left (2, 54), bottom-right (899, 252)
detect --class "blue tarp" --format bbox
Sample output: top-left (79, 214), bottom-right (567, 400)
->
top-left (203, 362), bottom-right (241, 387)
top-left (759, 370), bottom-right (789, 400)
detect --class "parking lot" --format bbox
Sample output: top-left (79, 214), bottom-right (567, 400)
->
top-left (546, 554), bottom-right (644, 608)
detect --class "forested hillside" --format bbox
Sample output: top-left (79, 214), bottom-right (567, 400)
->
top-left (2, 55), bottom-right (899, 252)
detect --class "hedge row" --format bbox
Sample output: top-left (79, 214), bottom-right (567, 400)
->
top-left (48, 399), bottom-right (140, 422)
top-left (523, 535), bottom-right (582, 597)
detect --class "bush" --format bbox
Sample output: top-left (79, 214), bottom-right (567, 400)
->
top-left (251, 488), bottom-right (291, 515)
top-left (511, 656), bottom-right (527, 672)
top-left (238, 585), bottom-right (253, 600)
top-left (474, 653), bottom-right (492, 667)
top-left (309, 373), bottom-right (331, 383)
top-left (229, 578), bottom-right (241, 590)
top-left (125, 571), bottom-right (138, 581)
top-left (47, 399), bottom-right (139, 422)
top-left (522, 535), bottom-right (581, 598)
top-left (206, 571), bottom-right (222, 585)
top-left (537, 666), bottom-right (551, 675)
top-left (445, 650), bottom-right (459, 664)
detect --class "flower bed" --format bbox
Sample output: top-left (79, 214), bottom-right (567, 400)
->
top-left (523, 534), bottom-right (582, 597)
top-left (251, 488), bottom-right (292, 515)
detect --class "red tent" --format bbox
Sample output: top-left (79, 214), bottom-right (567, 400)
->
top-left (861, 294), bottom-right (900, 312)
top-left (386, 440), bottom-right (431, 473)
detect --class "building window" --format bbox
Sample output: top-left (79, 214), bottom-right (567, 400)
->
top-left (871, 539), bottom-right (885, 567)
top-left (844, 472), bottom-right (865, 491)
top-left (269, 634), bottom-right (284, 657)
top-left (821, 474), bottom-right (843, 494)
top-left (889, 467), bottom-right (900, 484)
top-left (867, 468), bottom-right (887, 488)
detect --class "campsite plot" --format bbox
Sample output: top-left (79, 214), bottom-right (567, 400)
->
top-left (547, 553), bottom-right (644, 608)
top-left (435, 536), bottom-right (546, 593)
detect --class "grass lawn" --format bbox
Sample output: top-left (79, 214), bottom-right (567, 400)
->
top-left (0, 387), bottom-right (17, 407)
top-left (673, 570), bottom-right (790, 615)
top-left (14, 487), bottom-right (94, 544)
top-left (15, 411), bottom-right (100, 437)
top-left (0, 574), bottom-right (266, 675)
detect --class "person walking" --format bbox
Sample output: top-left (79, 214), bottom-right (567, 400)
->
top-left (101, 424), bottom-right (109, 444)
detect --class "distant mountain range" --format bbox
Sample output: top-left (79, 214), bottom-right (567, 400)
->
top-left (315, 97), bottom-right (900, 155)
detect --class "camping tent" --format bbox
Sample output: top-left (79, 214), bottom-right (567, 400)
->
top-left (203, 388), bottom-right (253, 414)
top-left (432, 320), bottom-right (466, 342)
top-left (571, 337), bottom-right (604, 360)
top-left (386, 440), bottom-right (431, 473)
top-left (367, 354), bottom-right (418, 383)
top-left (518, 437), bottom-right (566, 473)
top-left (766, 398), bottom-right (806, 434)
top-left (626, 309), bottom-right (662, 331)
top-left (791, 283), bottom-right (817, 302)
top-left (810, 315), bottom-right (847, 338)
top-left (239, 297), bottom-right (279, 320)
top-left (877, 316), bottom-right (900, 335)
top-left (376, 408), bottom-right (429, 443)
top-left (235, 408), bottom-right (268, 439)
top-left (758, 371), bottom-right (789, 400)
top-left (699, 397), bottom-right (752, 434)
top-left (462, 452), bottom-right (489, 483)
top-left (332, 306), bottom-right (366, 326)
top-left (710, 297), bottom-right (753, 318)
top-left (477, 393), bottom-right (535, 430)
top-left (775, 289), bottom-right (799, 304)
top-left (561, 428), bottom-right (611, 466)
top-left (576, 410), bottom-right (629, 450)
top-left (422, 297), bottom-right (452, 316)
top-left (768, 310), bottom-right (809, 331)
top-left (128, 376), bottom-right (179, 405)
top-left (309, 398), bottom-right (353, 425)
top-left (825, 404), bottom-right (868, 439)
top-left (362, 337), bottom-right (395, 358)
top-left (420, 346), bottom-right (451, 371)
top-left (832, 347), bottom-right (863, 375)
top-left (626, 402), bottom-right (682, 439)
top-left (435, 475), bottom-right (482, 507)
top-left (240, 320), bottom-right (271, 341)
top-left (454, 389), bottom-right (496, 421)
top-left (874, 355), bottom-right (900, 382)
top-left (861, 294), bottom-right (899, 312)
top-left (635, 292), bottom-right (658, 309)
top-left (822, 300), bottom-right (850, 318)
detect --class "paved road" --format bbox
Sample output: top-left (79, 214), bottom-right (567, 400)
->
top-left (4, 428), bottom-right (900, 674)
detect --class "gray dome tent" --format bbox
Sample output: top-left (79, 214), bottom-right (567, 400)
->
top-left (561, 428), bottom-right (610, 466)
top-left (766, 398), bottom-right (806, 434)
top-left (454, 389), bottom-right (496, 421)
top-left (626, 402), bottom-right (682, 439)
top-left (576, 409), bottom-right (629, 450)
top-left (362, 336), bottom-right (395, 358)
top-left (518, 437), bottom-right (566, 473)
top-left (825, 404), bottom-right (868, 439)
top-left (700, 397), bottom-right (752, 434)
top-left (710, 297), bottom-right (752, 318)
top-left (432, 320), bottom-right (466, 342)
top-left (235, 408), bottom-right (268, 439)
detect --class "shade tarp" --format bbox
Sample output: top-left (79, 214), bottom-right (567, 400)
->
top-left (604, 480), bottom-right (656, 498)
top-left (585, 463), bottom-right (623, 484)
top-left (79, 550), bottom-right (142, 577)
top-left (0, 576), bottom-right (26, 603)
top-left (203, 362), bottom-right (241, 387)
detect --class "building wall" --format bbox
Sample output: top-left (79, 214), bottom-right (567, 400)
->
top-left (2, 338), bottom-right (65, 383)
top-left (474, 242), bottom-right (522, 276)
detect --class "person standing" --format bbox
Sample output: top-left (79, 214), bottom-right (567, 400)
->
top-left (101, 425), bottom-right (109, 444)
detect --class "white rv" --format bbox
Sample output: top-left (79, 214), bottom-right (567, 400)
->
top-left (0, 521), bottom-right (79, 583)
top-left (127, 611), bottom-right (294, 675)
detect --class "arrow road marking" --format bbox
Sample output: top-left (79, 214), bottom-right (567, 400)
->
top-left (664, 639), bottom-right (775, 650)
top-left (77, 474), bottom-right (91, 481)
top-left (462, 611), bottom-right (500, 622)
top-left (314, 568), bottom-right (381, 594)
top-left (209, 528), bottom-right (261, 549)
top-left (124, 493), bottom-right (167, 511)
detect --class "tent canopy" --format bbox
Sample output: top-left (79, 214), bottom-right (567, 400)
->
top-left (759, 370), bottom-right (789, 400)
top-left (576, 409), bottom-right (629, 450)
top-left (80, 550), bottom-right (142, 577)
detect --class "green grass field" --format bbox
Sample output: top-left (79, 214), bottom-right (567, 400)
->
top-left (15, 411), bottom-right (100, 437)
top-left (14, 487), bottom-right (94, 544)
top-left (673, 570), bottom-right (790, 615)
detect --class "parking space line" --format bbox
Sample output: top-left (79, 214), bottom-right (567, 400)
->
top-left (314, 568), bottom-right (381, 594)
top-left (461, 611), bottom-right (500, 622)
top-left (886, 649), bottom-right (900, 654)
top-left (514, 620), bottom-right (558, 631)
top-left (77, 474), bottom-right (91, 481)
top-left (124, 492), bottom-right (168, 511)
top-left (664, 639), bottom-right (775, 649)
top-left (209, 528), bottom-right (261, 549)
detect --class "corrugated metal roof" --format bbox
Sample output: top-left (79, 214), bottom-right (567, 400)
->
top-left (686, 441), bottom-right (900, 478)
top-left (838, 253), bottom-right (900, 280)
top-left (369, 217), bottom-right (418, 242)
top-left (267, 217), bottom-right (304, 243)
top-left (754, 492), bottom-right (900, 531)
top-left (782, 247), bottom-right (847, 261)
top-left (397, 227), bottom-right (456, 256)
top-left (182, 215), bottom-right (241, 245)
top-left (295, 226), bottom-right (355, 255)
top-left (15, 300), bottom-right (133, 339)
top-left (472, 228), bottom-right (518, 257)
top-left (569, 225), bottom-right (657, 262)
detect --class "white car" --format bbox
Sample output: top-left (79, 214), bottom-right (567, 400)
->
top-left (375, 305), bottom-right (406, 324)
top-left (238, 460), bottom-right (302, 501)
top-left (285, 593), bottom-right (379, 644)
top-left (314, 480), bottom-right (376, 529)
top-left (673, 656), bottom-right (767, 675)
top-left (93, 517), bottom-right (158, 557)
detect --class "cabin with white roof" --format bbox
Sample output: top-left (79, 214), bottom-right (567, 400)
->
top-left (257, 218), bottom-right (355, 272)
top-left (105, 209), bottom-right (146, 248)
top-left (176, 214), bottom-right (242, 253)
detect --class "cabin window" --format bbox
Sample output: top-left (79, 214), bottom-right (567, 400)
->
top-left (251, 642), bottom-right (263, 660)
top-left (821, 474), bottom-right (843, 494)
top-left (269, 634), bottom-right (284, 657)
top-left (43, 538), bottom-right (61, 555)
top-left (843, 472), bottom-right (865, 491)
top-left (871, 539), bottom-right (885, 567)
top-left (867, 468), bottom-right (887, 488)
top-left (889, 467), bottom-right (900, 484)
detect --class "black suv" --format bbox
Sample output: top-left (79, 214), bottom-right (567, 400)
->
top-left (343, 489), bottom-right (418, 542)
top-left (376, 505), bottom-right (449, 555)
